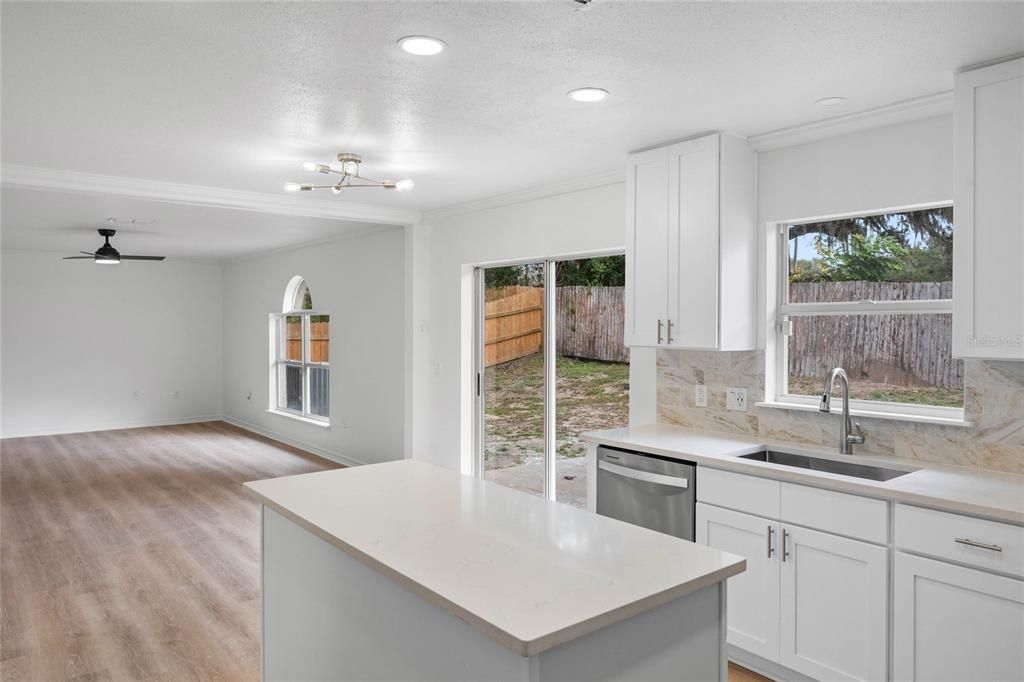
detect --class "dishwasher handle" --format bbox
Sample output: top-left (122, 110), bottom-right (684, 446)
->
top-left (598, 460), bottom-right (689, 489)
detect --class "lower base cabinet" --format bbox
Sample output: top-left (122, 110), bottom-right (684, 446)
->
top-left (893, 552), bottom-right (1024, 682)
top-left (779, 525), bottom-right (888, 682)
top-left (697, 503), bottom-right (888, 682)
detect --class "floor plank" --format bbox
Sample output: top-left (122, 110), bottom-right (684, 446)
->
top-left (1, 421), bottom-right (338, 679)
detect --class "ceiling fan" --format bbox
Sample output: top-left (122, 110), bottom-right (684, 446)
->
top-left (63, 228), bottom-right (165, 264)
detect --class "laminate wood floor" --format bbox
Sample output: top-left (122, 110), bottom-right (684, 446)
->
top-left (1, 421), bottom-right (340, 681)
top-left (1, 421), bottom-right (771, 681)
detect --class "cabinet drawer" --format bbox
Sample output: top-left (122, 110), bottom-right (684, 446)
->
top-left (896, 504), bottom-right (1024, 578)
top-left (781, 483), bottom-right (888, 544)
top-left (697, 467), bottom-right (780, 518)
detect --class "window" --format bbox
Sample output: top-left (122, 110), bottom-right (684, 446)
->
top-left (772, 206), bottom-right (964, 420)
top-left (271, 276), bottom-right (329, 423)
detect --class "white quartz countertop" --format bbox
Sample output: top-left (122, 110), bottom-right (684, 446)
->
top-left (582, 424), bottom-right (1024, 525)
top-left (244, 460), bottom-right (745, 657)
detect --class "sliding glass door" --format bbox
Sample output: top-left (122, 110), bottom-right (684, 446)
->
top-left (476, 255), bottom-right (628, 507)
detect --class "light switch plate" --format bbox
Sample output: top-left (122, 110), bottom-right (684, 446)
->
top-left (726, 387), bottom-right (747, 412)
top-left (694, 384), bottom-right (707, 408)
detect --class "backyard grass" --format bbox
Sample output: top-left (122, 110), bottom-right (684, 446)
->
top-left (484, 354), bottom-right (630, 469)
top-left (787, 375), bottom-right (964, 408)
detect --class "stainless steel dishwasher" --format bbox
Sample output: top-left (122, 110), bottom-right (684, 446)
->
top-left (596, 445), bottom-right (696, 541)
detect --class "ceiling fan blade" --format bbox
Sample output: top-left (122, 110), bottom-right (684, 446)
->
top-left (120, 255), bottom-right (166, 261)
top-left (63, 256), bottom-right (95, 260)
top-left (80, 251), bottom-right (98, 256)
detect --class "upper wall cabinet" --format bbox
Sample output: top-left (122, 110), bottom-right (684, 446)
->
top-left (953, 56), bottom-right (1024, 360)
top-left (624, 133), bottom-right (756, 350)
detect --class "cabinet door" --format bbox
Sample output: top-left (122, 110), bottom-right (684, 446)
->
top-left (894, 552), bottom-right (1024, 682)
top-left (625, 146), bottom-right (670, 347)
top-left (779, 525), bottom-right (888, 682)
top-left (696, 503), bottom-right (781, 662)
top-left (953, 57), bottom-right (1024, 359)
top-left (667, 135), bottom-right (720, 349)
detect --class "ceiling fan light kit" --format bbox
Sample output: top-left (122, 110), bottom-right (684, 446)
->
top-left (284, 153), bottom-right (414, 195)
top-left (62, 228), bottom-right (166, 264)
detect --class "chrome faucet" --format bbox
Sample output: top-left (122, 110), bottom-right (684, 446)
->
top-left (819, 367), bottom-right (866, 454)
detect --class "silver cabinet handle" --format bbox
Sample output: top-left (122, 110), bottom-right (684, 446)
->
top-left (767, 525), bottom-right (775, 558)
top-left (598, 460), bottom-right (688, 488)
top-left (666, 319), bottom-right (674, 345)
top-left (955, 538), bottom-right (1003, 552)
top-left (657, 319), bottom-right (664, 344)
top-left (781, 528), bottom-right (790, 561)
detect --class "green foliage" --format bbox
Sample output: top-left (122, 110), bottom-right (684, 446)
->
top-left (484, 256), bottom-right (626, 289)
top-left (556, 256), bottom-right (625, 287)
top-left (818, 233), bottom-right (909, 281)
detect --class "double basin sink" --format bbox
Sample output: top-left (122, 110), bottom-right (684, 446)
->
top-left (739, 449), bottom-right (915, 481)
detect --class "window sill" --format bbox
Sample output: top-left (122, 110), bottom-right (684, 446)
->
top-left (754, 400), bottom-right (972, 428)
top-left (266, 409), bottom-right (331, 429)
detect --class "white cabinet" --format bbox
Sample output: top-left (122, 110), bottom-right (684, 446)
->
top-left (696, 503), bottom-right (781, 661)
top-left (953, 56), bottom-right (1024, 359)
top-left (696, 468), bottom-right (889, 681)
top-left (893, 552), bottom-right (1024, 682)
top-left (624, 133), bottom-right (756, 350)
top-left (779, 525), bottom-right (888, 682)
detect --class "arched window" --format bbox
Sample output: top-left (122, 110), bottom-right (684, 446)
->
top-left (271, 276), bottom-right (329, 422)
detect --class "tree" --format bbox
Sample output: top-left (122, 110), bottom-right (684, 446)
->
top-left (818, 233), bottom-right (908, 281)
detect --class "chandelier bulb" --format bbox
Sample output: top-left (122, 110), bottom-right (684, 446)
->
top-left (395, 179), bottom-right (415, 192)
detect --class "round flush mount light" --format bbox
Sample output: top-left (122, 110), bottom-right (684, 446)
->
top-left (398, 35), bottom-right (446, 56)
top-left (568, 87), bottom-right (609, 103)
top-left (815, 96), bottom-right (847, 106)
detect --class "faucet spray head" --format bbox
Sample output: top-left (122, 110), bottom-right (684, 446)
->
top-left (819, 392), bottom-right (831, 413)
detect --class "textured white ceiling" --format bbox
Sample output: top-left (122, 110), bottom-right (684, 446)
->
top-left (0, 186), bottom-right (380, 260)
top-left (2, 1), bottom-right (1023, 254)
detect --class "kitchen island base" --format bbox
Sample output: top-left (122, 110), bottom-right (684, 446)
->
top-left (261, 507), bottom-right (728, 682)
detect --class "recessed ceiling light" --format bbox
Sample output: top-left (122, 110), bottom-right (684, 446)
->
top-left (816, 96), bottom-right (847, 106)
top-left (568, 87), bottom-right (609, 103)
top-left (398, 35), bottom-right (446, 56)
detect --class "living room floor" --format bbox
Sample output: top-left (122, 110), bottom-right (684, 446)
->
top-left (0, 421), bottom-right (768, 681)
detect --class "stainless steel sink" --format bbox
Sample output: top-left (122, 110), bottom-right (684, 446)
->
top-left (738, 449), bottom-right (915, 481)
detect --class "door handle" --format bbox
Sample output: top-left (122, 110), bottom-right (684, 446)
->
top-left (781, 528), bottom-right (790, 561)
top-left (598, 460), bottom-right (688, 488)
top-left (657, 319), bottom-right (664, 344)
top-left (767, 525), bottom-right (775, 558)
top-left (955, 538), bottom-right (1003, 552)
top-left (667, 319), bottom-right (674, 344)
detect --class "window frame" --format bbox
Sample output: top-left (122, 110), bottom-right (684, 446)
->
top-left (269, 277), bottom-right (330, 426)
top-left (765, 204), bottom-right (966, 424)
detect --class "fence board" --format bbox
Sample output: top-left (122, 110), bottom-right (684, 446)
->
top-left (556, 287), bottom-right (629, 363)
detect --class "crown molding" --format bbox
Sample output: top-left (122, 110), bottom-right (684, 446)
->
top-left (0, 165), bottom-right (421, 226)
top-left (748, 91), bottom-right (953, 152)
top-left (425, 168), bottom-right (624, 221)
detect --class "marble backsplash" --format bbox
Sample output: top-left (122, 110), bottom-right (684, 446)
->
top-left (656, 349), bottom-right (1024, 474)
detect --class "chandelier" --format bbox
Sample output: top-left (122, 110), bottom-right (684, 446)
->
top-left (284, 153), bottom-right (414, 194)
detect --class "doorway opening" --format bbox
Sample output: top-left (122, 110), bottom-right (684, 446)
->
top-left (476, 254), bottom-right (629, 507)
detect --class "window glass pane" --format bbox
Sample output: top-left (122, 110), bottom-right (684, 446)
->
top-left (284, 365), bottom-right (303, 412)
top-left (285, 315), bottom-right (302, 361)
top-left (786, 313), bottom-right (964, 408)
top-left (309, 366), bottom-right (329, 418)
top-left (310, 315), bottom-right (329, 364)
top-left (786, 207), bottom-right (952, 303)
top-left (482, 263), bottom-right (545, 499)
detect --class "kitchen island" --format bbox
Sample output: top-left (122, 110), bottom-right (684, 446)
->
top-left (244, 460), bottom-right (745, 682)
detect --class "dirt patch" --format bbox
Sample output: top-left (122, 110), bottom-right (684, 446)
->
top-left (484, 354), bottom-right (629, 470)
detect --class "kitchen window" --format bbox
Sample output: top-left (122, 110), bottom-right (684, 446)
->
top-left (769, 205), bottom-right (965, 423)
top-left (270, 276), bottom-right (330, 424)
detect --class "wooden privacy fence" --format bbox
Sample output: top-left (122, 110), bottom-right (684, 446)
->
top-left (484, 286), bottom-right (628, 366)
top-left (788, 281), bottom-right (960, 389)
top-left (285, 318), bottom-right (331, 363)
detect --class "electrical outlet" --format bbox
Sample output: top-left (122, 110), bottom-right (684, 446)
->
top-left (172, 390), bottom-right (180, 400)
top-left (694, 384), bottom-right (707, 408)
top-left (133, 391), bottom-right (141, 401)
top-left (726, 387), bottom-right (747, 412)
top-left (246, 391), bottom-right (252, 401)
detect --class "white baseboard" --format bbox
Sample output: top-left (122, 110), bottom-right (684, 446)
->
top-left (728, 645), bottom-right (816, 682)
top-left (221, 415), bottom-right (367, 468)
top-left (0, 415), bottom-right (223, 440)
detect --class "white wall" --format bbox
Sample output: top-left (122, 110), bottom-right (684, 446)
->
top-left (410, 181), bottom-right (654, 473)
top-left (221, 227), bottom-right (406, 466)
top-left (0, 250), bottom-right (223, 437)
